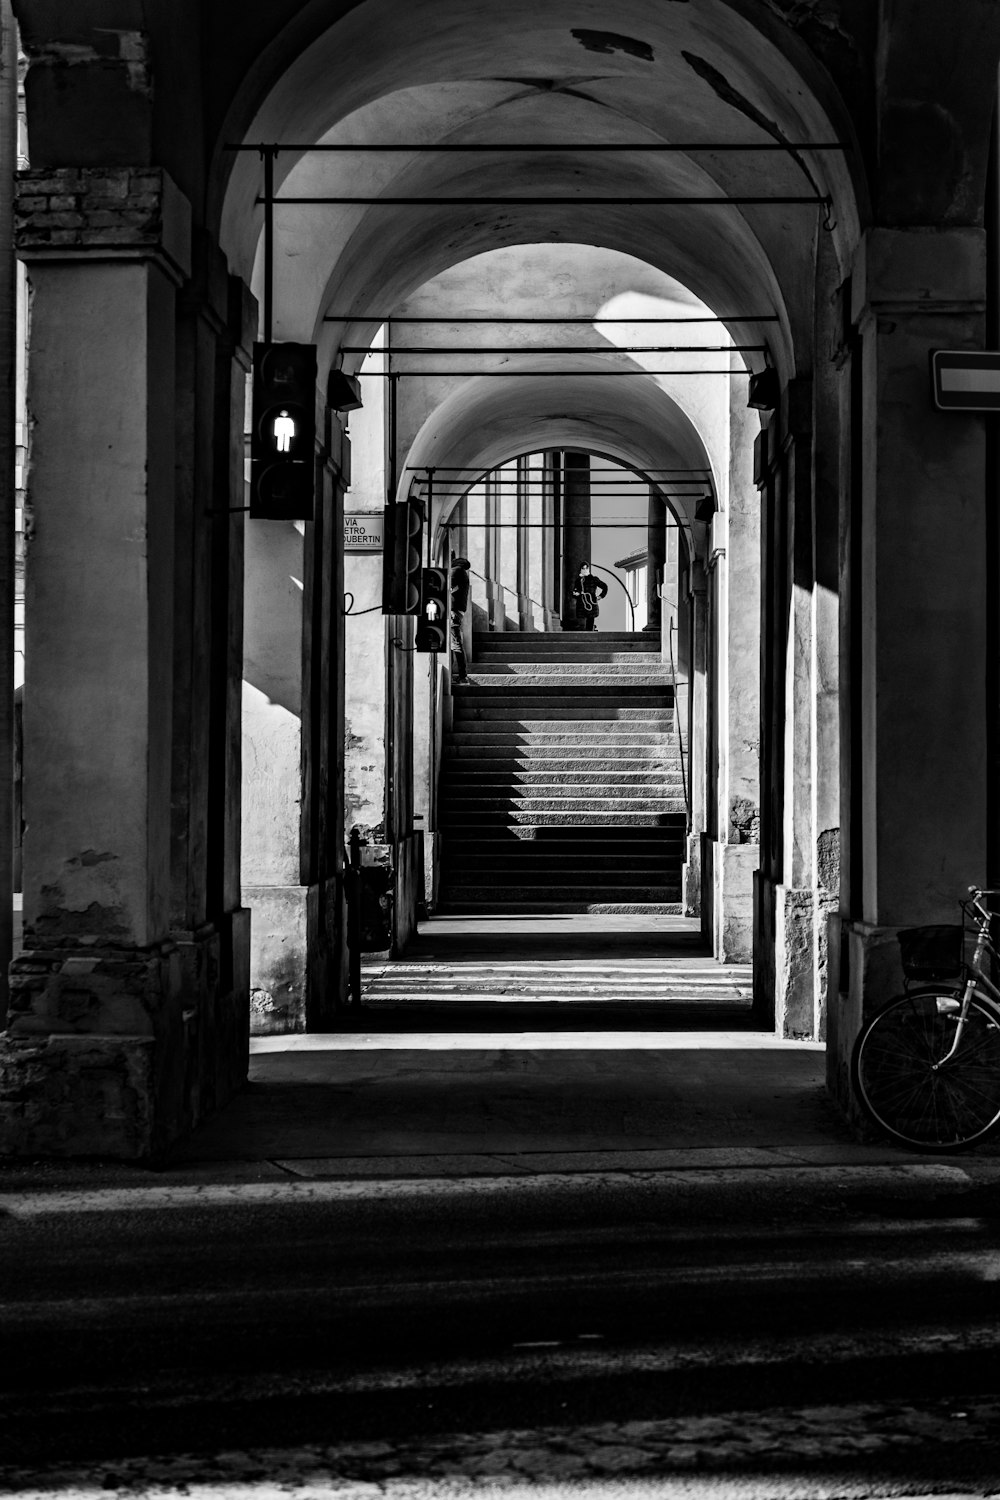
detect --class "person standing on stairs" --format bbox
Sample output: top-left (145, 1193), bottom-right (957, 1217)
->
top-left (572, 561), bottom-right (608, 631)
top-left (450, 556), bottom-right (471, 683)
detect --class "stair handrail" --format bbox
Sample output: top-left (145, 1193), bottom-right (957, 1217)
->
top-left (588, 564), bottom-right (635, 632)
top-left (467, 566), bottom-right (550, 624)
top-left (468, 564), bottom-right (640, 632)
top-left (667, 618), bottom-right (690, 832)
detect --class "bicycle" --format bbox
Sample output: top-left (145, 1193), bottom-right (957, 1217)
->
top-left (851, 886), bottom-right (1000, 1151)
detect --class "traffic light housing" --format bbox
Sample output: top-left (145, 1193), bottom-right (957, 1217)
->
top-left (416, 565), bottom-right (449, 652)
top-left (382, 498), bottom-right (424, 613)
top-left (250, 342), bottom-right (318, 519)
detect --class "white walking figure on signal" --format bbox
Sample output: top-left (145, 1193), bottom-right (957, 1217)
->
top-left (273, 409), bottom-right (296, 453)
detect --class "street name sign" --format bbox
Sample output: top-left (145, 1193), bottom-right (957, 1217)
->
top-left (344, 512), bottom-right (384, 552)
top-left (931, 350), bottom-right (1000, 412)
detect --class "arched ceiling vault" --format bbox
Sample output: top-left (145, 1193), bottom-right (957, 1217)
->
top-left (215, 0), bottom-right (865, 382)
top-left (401, 369), bottom-right (718, 551)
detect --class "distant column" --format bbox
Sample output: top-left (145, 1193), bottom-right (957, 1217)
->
top-left (540, 452), bottom-right (557, 628)
top-left (0, 1), bottom-right (14, 1020)
top-left (484, 473), bottom-right (505, 630)
top-left (644, 489), bottom-right (664, 635)
top-left (516, 457), bottom-right (532, 630)
top-left (560, 452), bottom-right (591, 630)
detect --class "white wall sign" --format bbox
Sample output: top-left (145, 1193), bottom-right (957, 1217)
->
top-left (930, 350), bottom-right (1000, 411)
top-left (344, 512), bottom-right (384, 552)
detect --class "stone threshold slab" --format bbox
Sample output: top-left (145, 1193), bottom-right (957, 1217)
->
top-left (251, 1032), bottom-right (823, 1052)
top-left (10, 1156), bottom-right (1000, 1211)
top-left (275, 1145), bottom-right (949, 1178)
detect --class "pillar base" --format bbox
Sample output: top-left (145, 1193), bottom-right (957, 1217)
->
top-left (394, 832), bottom-right (423, 954)
top-left (246, 878), bottom-right (343, 1034)
top-left (826, 916), bottom-right (908, 1123)
top-left (0, 913), bottom-right (250, 1158)
top-left (247, 884), bottom-right (309, 1034)
top-left (682, 833), bottom-right (701, 917)
top-left (703, 837), bottom-right (758, 962)
top-left (774, 885), bottom-right (818, 1039)
top-left (754, 874), bottom-right (831, 1039)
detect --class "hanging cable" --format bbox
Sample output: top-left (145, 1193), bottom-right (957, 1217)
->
top-left (343, 592), bottom-right (385, 616)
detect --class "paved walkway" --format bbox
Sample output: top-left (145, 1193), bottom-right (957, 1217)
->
top-left (167, 914), bottom-right (897, 1176)
top-left (358, 912), bottom-right (753, 1026)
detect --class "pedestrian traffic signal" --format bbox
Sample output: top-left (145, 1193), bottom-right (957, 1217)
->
top-left (250, 342), bottom-right (318, 520)
top-left (416, 565), bottom-right (449, 652)
top-left (382, 498), bottom-right (424, 614)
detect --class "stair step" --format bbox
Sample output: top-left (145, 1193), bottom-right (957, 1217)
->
top-left (442, 824), bottom-right (685, 838)
top-left (461, 677), bottom-right (674, 690)
top-left (443, 756), bottom-right (680, 768)
top-left (470, 662), bottom-right (668, 673)
top-left (447, 747), bottom-right (671, 758)
top-left (455, 682), bottom-right (673, 697)
top-left (436, 901), bottom-right (686, 915)
top-left (454, 705), bottom-right (675, 721)
top-left (472, 633), bottom-right (659, 647)
top-left (447, 730), bottom-right (672, 743)
top-left (446, 780), bottom-right (689, 792)
top-left (442, 860), bottom-right (680, 875)
top-left (444, 791), bottom-right (684, 805)
top-left (439, 880), bottom-right (682, 897)
top-left (441, 812), bottom-right (686, 828)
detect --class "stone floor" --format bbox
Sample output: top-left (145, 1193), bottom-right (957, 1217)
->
top-left (170, 914), bottom-right (914, 1175)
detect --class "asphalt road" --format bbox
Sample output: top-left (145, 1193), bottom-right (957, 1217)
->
top-left (5, 1162), bottom-right (1000, 1495)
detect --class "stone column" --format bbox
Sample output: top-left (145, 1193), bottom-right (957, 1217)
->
top-left (682, 566), bottom-right (708, 916)
top-left (708, 377), bottom-right (761, 962)
top-left (498, 462), bottom-right (518, 630)
top-left (561, 453), bottom-right (591, 630)
top-left (644, 489), bottom-right (663, 635)
top-left (243, 417), bottom-right (349, 1029)
top-left (540, 452), bottom-right (558, 629)
top-left (0, 0), bottom-right (15, 1021)
top-left (527, 458), bottom-right (544, 630)
top-left (452, 494), bottom-right (469, 565)
top-left (810, 233), bottom-right (844, 1047)
top-left (171, 237), bottom-right (255, 1111)
top-left (0, 168), bottom-right (252, 1158)
top-left (305, 431), bottom-right (349, 1012)
top-left (773, 384), bottom-right (818, 1037)
top-left (484, 474), bottom-right (505, 631)
top-left (516, 456), bottom-right (532, 631)
top-left (833, 227), bottom-right (990, 1093)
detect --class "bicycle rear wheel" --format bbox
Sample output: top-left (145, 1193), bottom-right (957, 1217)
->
top-left (852, 990), bottom-right (1000, 1150)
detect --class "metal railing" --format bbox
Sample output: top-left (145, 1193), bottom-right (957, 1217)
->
top-left (666, 618), bottom-right (690, 831)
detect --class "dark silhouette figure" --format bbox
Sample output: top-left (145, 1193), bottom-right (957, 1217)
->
top-left (572, 561), bottom-right (608, 631)
top-left (450, 556), bottom-right (471, 682)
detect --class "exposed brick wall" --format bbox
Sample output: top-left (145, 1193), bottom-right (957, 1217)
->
top-left (15, 167), bottom-right (174, 256)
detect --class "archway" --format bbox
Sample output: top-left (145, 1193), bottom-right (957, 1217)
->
top-left (7, 0), bottom-right (997, 1154)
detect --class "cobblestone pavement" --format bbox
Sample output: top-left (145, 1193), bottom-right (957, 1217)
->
top-left (6, 1396), bottom-right (1000, 1499)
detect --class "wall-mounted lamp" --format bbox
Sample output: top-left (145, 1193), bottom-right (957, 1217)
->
top-left (694, 495), bottom-right (716, 523)
top-left (747, 367), bottom-right (780, 412)
top-left (328, 368), bottom-right (364, 412)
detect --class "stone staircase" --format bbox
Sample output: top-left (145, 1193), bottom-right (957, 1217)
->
top-left (438, 632), bottom-right (687, 914)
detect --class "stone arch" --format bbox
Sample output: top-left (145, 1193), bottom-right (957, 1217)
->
top-left (20, 0), bottom-right (1000, 1156)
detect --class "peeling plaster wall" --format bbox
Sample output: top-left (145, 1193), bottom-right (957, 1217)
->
top-left (343, 328), bottom-right (388, 840)
top-left (344, 561), bottom-right (387, 837)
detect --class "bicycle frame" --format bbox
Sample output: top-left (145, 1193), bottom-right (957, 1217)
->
top-left (929, 888), bottom-right (1000, 1068)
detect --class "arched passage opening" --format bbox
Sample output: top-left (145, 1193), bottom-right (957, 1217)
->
top-left (325, 226), bottom-right (766, 1025)
top-left (207, 2), bottom-right (862, 1051)
top-left (9, 0), bottom-right (1000, 1156)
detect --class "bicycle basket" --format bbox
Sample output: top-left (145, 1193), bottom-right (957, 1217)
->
top-left (897, 924), bottom-right (965, 982)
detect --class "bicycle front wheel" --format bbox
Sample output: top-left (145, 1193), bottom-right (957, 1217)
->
top-left (852, 990), bottom-right (1000, 1151)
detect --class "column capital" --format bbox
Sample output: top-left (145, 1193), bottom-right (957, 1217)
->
top-left (851, 226), bottom-right (986, 321)
top-left (15, 166), bottom-right (191, 286)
